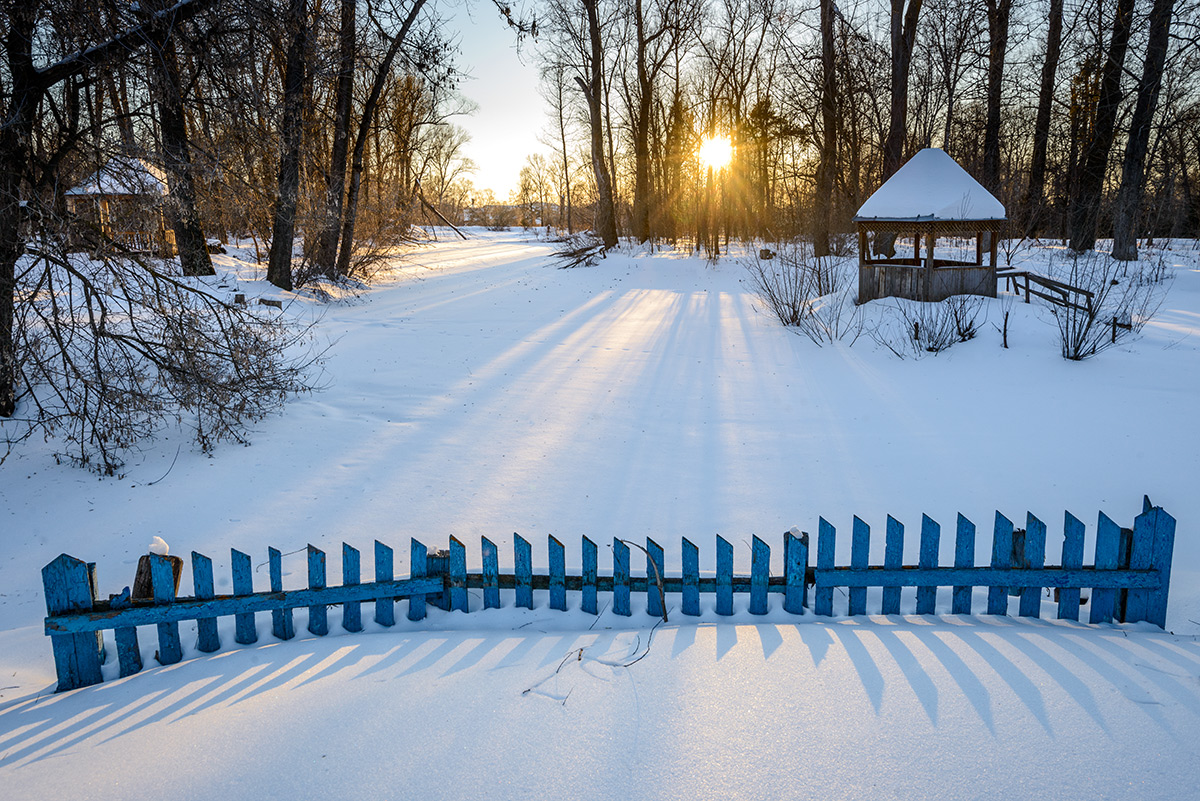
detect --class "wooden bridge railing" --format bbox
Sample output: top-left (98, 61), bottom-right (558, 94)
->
top-left (43, 499), bottom-right (1175, 692)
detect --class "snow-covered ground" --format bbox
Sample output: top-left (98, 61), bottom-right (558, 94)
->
top-left (2, 229), bottom-right (1199, 798)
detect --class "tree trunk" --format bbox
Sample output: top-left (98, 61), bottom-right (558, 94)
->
top-left (335, 0), bottom-right (428, 278)
top-left (1111, 0), bottom-right (1176, 261)
top-left (813, 0), bottom-right (838, 257)
top-left (580, 0), bottom-right (618, 249)
top-left (266, 0), bottom-right (308, 291)
top-left (982, 0), bottom-right (1013, 191)
top-left (314, 0), bottom-right (355, 276)
top-left (1067, 0), bottom-right (1135, 252)
top-left (144, 1), bottom-right (214, 276)
top-left (1023, 0), bottom-right (1064, 236)
top-left (879, 0), bottom-right (922, 257)
top-left (631, 0), bottom-right (653, 243)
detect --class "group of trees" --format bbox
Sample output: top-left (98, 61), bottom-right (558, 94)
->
top-left (0, 0), bottom-right (511, 468)
top-left (526, 0), bottom-right (1199, 258)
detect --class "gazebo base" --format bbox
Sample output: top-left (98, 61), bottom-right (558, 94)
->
top-left (858, 262), bottom-right (997, 304)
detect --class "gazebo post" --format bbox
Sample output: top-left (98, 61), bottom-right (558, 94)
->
top-left (976, 231), bottom-right (983, 265)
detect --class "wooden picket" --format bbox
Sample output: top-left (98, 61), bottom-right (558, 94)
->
top-left (42, 499), bottom-right (1177, 692)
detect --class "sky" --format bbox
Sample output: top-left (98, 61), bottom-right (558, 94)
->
top-left (446, 2), bottom-right (545, 200)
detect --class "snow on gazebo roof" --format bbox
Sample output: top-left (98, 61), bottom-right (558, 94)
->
top-left (65, 158), bottom-right (168, 197)
top-left (854, 148), bottom-right (1005, 223)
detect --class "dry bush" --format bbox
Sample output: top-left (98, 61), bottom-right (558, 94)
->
top-left (1046, 250), bottom-right (1170, 360)
top-left (871, 295), bottom-right (986, 357)
top-left (742, 243), bottom-right (862, 345)
top-left (5, 232), bottom-right (319, 474)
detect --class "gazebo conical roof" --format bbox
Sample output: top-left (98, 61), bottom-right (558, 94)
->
top-left (854, 148), bottom-right (1005, 224)
top-left (65, 158), bottom-right (168, 198)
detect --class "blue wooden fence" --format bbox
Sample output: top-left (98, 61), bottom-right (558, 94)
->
top-left (42, 500), bottom-right (1176, 692)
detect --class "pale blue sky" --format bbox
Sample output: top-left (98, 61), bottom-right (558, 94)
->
top-left (447, 2), bottom-right (544, 198)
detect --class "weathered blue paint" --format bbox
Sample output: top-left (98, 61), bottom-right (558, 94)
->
top-left (812, 566), bottom-right (1160, 589)
top-left (408, 539), bottom-right (427, 622)
top-left (613, 538), bottom-right (630, 616)
top-left (1019, 514), bottom-right (1047, 617)
top-left (716, 536), bottom-right (733, 616)
top-left (549, 536), bottom-right (566, 611)
top-left (115, 624), bottom-right (141, 679)
top-left (1090, 512), bottom-right (1120, 624)
top-left (191, 552), bottom-right (219, 653)
top-left (515, 535), bottom-right (533, 609)
top-left (307, 545), bottom-right (328, 636)
top-left (42, 554), bottom-right (104, 691)
top-left (231, 549), bottom-right (257, 644)
top-left (815, 518), bottom-right (835, 616)
top-left (750, 536), bottom-right (769, 615)
top-left (682, 537), bottom-right (700, 616)
top-left (784, 530), bottom-right (807, 614)
top-left (582, 536), bottom-right (597, 614)
top-left (849, 517), bottom-right (869, 615)
top-left (481, 536), bottom-right (500, 610)
top-left (1125, 508), bottom-right (1156, 623)
top-left (150, 554), bottom-right (184, 664)
top-left (952, 514), bottom-right (975, 615)
top-left (646, 538), bottom-right (665, 618)
top-left (1145, 507), bottom-right (1176, 628)
top-left (448, 537), bottom-right (468, 613)
top-left (1058, 512), bottom-right (1085, 621)
top-left (342, 543), bottom-right (362, 632)
top-left (375, 541), bottom-right (395, 626)
top-left (916, 515), bottom-right (940, 615)
top-left (269, 548), bottom-right (295, 641)
top-left (987, 513), bottom-right (1014, 615)
top-left (881, 516), bottom-right (904, 615)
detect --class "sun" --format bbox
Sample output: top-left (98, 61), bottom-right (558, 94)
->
top-left (697, 134), bottom-right (733, 170)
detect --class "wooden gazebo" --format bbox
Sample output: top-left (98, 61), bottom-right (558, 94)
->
top-left (854, 148), bottom-right (1006, 303)
top-left (65, 158), bottom-right (176, 256)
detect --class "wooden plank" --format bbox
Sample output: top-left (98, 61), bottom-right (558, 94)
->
top-left (646, 538), bottom-right (665, 618)
top-left (1057, 512), bottom-right (1085, 621)
top-left (582, 536), bottom-right (597, 615)
top-left (882, 517), bottom-right (904, 614)
top-left (1125, 508), bottom-right (1157, 623)
top-left (916, 515), bottom-right (940, 615)
top-left (987, 512), bottom-right (1014, 615)
top-left (549, 536), bottom-right (566, 611)
top-left (231, 549), bottom-right (257, 644)
top-left (150, 554), bottom-right (184, 663)
top-left (812, 566), bottom-right (1160, 589)
top-left (815, 518), bottom-right (835, 616)
top-left (449, 537), bottom-right (468, 612)
top-left (114, 623), bottom-right (141, 678)
top-left (784, 529), bottom-right (807, 614)
top-left (1144, 507), bottom-right (1176, 628)
top-left (613, 538), bottom-right (631, 616)
top-left (481, 536), bottom-right (501, 610)
top-left (269, 547), bottom-right (295, 641)
top-left (42, 554), bottom-right (104, 691)
top-left (952, 514), bottom-right (976, 614)
top-left (1019, 513), bottom-right (1047, 617)
top-left (682, 537), bottom-right (700, 616)
top-left (342, 543), bottom-right (362, 632)
top-left (408, 539), bottom-right (427, 622)
top-left (750, 535), bottom-right (769, 615)
top-left (515, 534), bottom-right (533, 609)
top-left (47, 576), bottom-right (443, 634)
top-left (849, 517), bottom-right (869, 615)
top-left (375, 541), bottom-right (395, 626)
top-left (191, 552), bottom-right (219, 653)
top-left (716, 535), bottom-right (733, 616)
top-left (1090, 513), bottom-right (1120, 624)
top-left (307, 545), bottom-right (328, 636)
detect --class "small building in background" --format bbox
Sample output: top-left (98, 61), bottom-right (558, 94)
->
top-left (854, 148), bottom-right (1006, 303)
top-left (65, 158), bottom-right (177, 256)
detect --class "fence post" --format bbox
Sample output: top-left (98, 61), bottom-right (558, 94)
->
top-left (783, 528), bottom-right (807, 614)
top-left (988, 513), bottom-right (1014, 615)
top-left (548, 536), bottom-right (565, 612)
top-left (1019, 514), bottom-right (1047, 618)
top-left (582, 536), bottom-right (598, 615)
top-left (150, 554), bottom-right (183, 664)
top-left (192, 551), bottom-right (220, 652)
top-left (815, 519), bottom-right (835, 617)
top-left (232, 549), bottom-right (257, 644)
top-left (716, 536), bottom-right (733, 616)
top-left (881, 516), bottom-right (904, 615)
top-left (646, 538), bottom-right (665, 618)
top-left (375, 541), bottom-right (395, 626)
top-left (482, 536), bottom-right (501, 610)
top-left (613, 538), bottom-right (630, 616)
top-left (308, 546), bottom-right (328, 636)
top-left (42, 554), bottom-right (104, 691)
top-left (514, 535), bottom-right (532, 609)
top-left (408, 540), bottom-right (427, 621)
top-left (1057, 512), bottom-right (1085, 621)
top-left (1090, 513), bottom-right (1121, 624)
top-left (951, 514), bottom-right (976, 615)
top-left (449, 537), bottom-right (468, 612)
top-left (849, 517), bottom-right (869, 616)
top-left (916, 515), bottom-right (940, 615)
top-left (682, 537), bottom-right (700, 616)
top-left (1144, 506), bottom-right (1176, 628)
top-left (750, 536), bottom-right (769, 615)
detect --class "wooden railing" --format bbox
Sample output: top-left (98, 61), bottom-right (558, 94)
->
top-left (43, 498), bottom-right (1176, 692)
